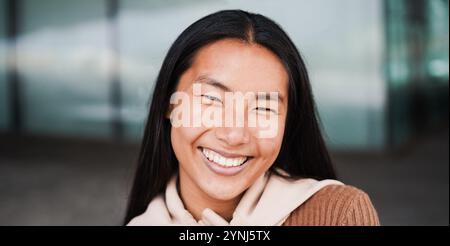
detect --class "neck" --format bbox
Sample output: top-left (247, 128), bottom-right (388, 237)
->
top-left (178, 170), bottom-right (242, 222)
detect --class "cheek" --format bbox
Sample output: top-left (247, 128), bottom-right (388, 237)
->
top-left (252, 113), bottom-right (286, 151)
top-left (171, 126), bottom-right (204, 164)
top-left (257, 136), bottom-right (284, 163)
top-left (253, 116), bottom-right (285, 164)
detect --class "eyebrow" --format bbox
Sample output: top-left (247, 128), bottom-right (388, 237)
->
top-left (195, 75), bottom-right (285, 103)
top-left (196, 75), bottom-right (232, 92)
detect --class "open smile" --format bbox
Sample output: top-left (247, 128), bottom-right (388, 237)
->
top-left (198, 147), bottom-right (253, 176)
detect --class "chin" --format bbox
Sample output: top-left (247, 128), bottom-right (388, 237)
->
top-left (201, 182), bottom-right (246, 201)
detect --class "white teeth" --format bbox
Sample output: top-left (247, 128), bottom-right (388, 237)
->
top-left (202, 148), bottom-right (248, 167)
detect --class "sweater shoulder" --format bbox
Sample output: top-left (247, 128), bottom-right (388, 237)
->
top-left (283, 184), bottom-right (380, 226)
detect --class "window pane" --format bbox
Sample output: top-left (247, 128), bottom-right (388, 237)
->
top-left (0, 0), bottom-right (8, 131)
top-left (18, 0), bottom-right (112, 138)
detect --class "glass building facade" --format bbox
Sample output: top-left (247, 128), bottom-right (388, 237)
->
top-left (385, 0), bottom-right (449, 146)
top-left (0, 0), bottom-right (448, 150)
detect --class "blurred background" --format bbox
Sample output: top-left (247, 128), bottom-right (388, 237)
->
top-left (0, 0), bottom-right (448, 225)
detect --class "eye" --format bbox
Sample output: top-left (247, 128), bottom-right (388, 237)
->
top-left (201, 94), bottom-right (222, 104)
top-left (254, 107), bottom-right (278, 114)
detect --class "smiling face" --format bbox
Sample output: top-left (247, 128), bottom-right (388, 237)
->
top-left (170, 38), bottom-right (289, 203)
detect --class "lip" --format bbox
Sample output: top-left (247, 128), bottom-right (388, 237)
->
top-left (203, 147), bottom-right (249, 158)
top-left (198, 147), bottom-right (252, 176)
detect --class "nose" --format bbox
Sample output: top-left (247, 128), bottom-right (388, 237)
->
top-left (215, 126), bottom-right (250, 146)
top-left (214, 96), bottom-right (251, 146)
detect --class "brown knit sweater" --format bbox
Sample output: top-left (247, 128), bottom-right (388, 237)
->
top-left (282, 185), bottom-right (380, 226)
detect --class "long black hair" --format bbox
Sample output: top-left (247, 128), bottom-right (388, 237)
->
top-left (124, 9), bottom-right (336, 224)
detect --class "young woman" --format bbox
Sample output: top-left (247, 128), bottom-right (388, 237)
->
top-left (124, 10), bottom-right (379, 226)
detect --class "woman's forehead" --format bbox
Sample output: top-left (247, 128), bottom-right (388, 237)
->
top-left (182, 39), bottom-right (289, 95)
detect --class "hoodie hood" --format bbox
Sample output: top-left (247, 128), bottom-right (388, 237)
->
top-left (128, 169), bottom-right (343, 226)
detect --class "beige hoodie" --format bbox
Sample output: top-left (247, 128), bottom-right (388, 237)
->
top-left (128, 170), bottom-right (343, 226)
